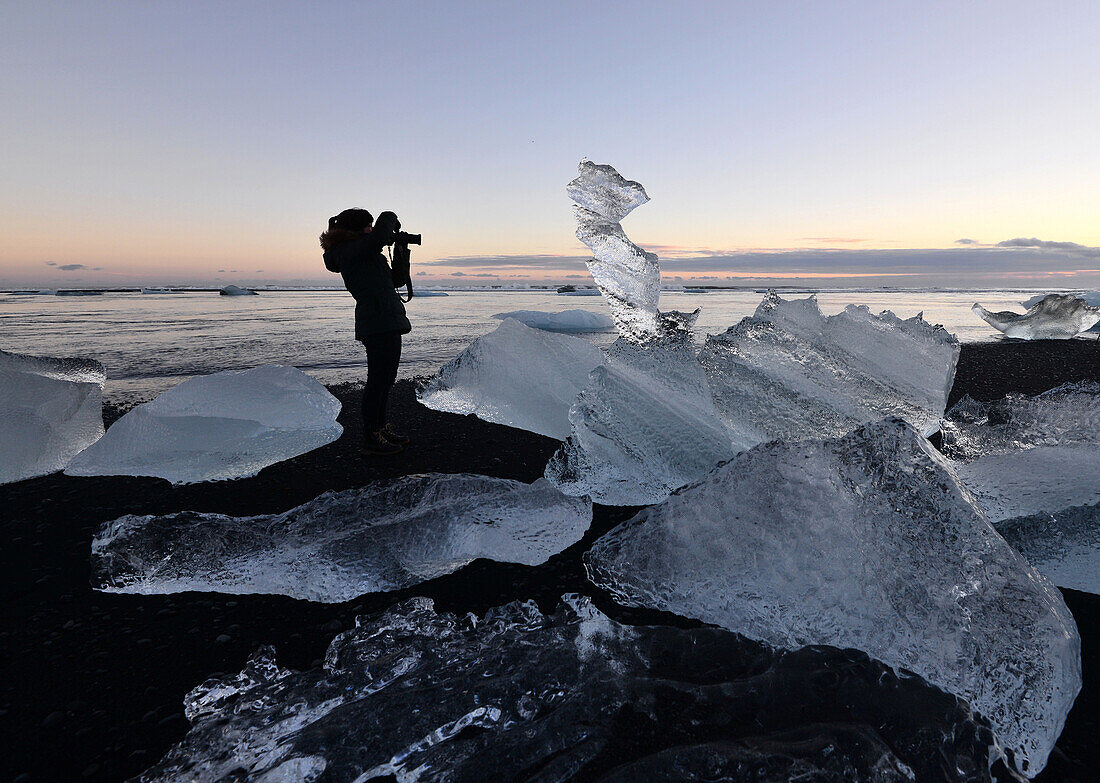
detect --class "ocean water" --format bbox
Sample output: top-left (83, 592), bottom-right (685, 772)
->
top-left (0, 288), bottom-right (1070, 399)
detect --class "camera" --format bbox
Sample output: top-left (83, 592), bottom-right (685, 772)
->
top-left (395, 231), bottom-right (421, 246)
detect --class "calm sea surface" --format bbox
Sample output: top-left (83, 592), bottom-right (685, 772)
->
top-left (0, 288), bottom-right (1071, 399)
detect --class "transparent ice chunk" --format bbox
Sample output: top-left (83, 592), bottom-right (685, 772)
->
top-left (569, 161), bottom-right (660, 340)
top-left (585, 419), bottom-right (1081, 777)
top-left (549, 292), bottom-right (959, 505)
top-left (997, 504), bottom-right (1100, 594)
top-left (135, 594), bottom-right (996, 782)
top-left (490, 309), bottom-right (615, 333)
top-left (701, 292), bottom-right (960, 444)
top-left (942, 383), bottom-right (1100, 520)
top-left (418, 318), bottom-right (605, 440)
top-left (0, 349), bottom-right (105, 484)
top-left (66, 365), bottom-right (341, 484)
top-left (546, 312), bottom-right (737, 505)
top-left (92, 474), bottom-right (591, 601)
top-left (973, 294), bottom-right (1100, 339)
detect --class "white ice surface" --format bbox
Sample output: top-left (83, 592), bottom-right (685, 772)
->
top-left (0, 349), bottom-right (106, 484)
top-left (585, 419), bottom-right (1081, 777)
top-left (973, 294), bottom-right (1100, 339)
top-left (418, 318), bottom-right (604, 440)
top-left (92, 474), bottom-right (591, 601)
top-left (65, 365), bottom-right (341, 484)
top-left (491, 309), bottom-right (615, 333)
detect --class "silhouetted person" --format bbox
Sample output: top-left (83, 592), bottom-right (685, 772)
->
top-left (320, 208), bottom-right (412, 455)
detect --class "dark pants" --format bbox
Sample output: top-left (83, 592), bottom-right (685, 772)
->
top-left (362, 331), bottom-right (402, 434)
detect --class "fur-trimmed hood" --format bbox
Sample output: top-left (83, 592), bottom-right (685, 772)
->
top-left (319, 228), bottom-right (365, 251)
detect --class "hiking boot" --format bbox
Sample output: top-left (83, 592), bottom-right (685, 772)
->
top-left (380, 422), bottom-right (411, 445)
top-left (360, 431), bottom-right (403, 456)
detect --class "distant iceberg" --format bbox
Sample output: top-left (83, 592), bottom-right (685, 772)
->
top-left (219, 284), bottom-right (257, 296)
top-left (585, 419), bottom-right (1081, 777)
top-left (491, 309), bottom-right (615, 333)
top-left (413, 289), bottom-right (449, 296)
top-left (92, 474), bottom-right (591, 601)
top-left (66, 365), bottom-right (341, 483)
top-left (0, 350), bottom-right (105, 484)
top-left (418, 318), bottom-right (604, 440)
top-left (134, 594), bottom-right (996, 782)
top-left (973, 294), bottom-right (1100, 339)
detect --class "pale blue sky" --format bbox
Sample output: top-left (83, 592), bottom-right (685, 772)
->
top-left (1, 1), bottom-right (1098, 287)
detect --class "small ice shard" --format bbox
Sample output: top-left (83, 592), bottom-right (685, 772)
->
top-left (942, 383), bottom-right (1100, 520)
top-left (418, 318), bottom-right (604, 440)
top-left (66, 365), bottom-right (341, 484)
top-left (997, 504), bottom-right (1100, 594)
top-left (135, 595), bottom-right (996, 783)
top-left (219, 284), bottom-right (257, 296)
top-left (546, 312), bottom-right (735, 505)
top-left (585, 419), bottom-right (1081, 777)
top-left (702, 292), bottom-right (960, 444)
top-left (491, 309), bottom-right (615, 333)
top-left (0, 349), bottom-right (106, 484)
top-left (568, 161), bottom-right (660, 340)
top-left (973, 294), bottom-right (1100, 339)
top-left (92, 474), bottom-right (591, 601)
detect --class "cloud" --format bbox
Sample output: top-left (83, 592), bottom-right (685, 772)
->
top-left (996, 237), bottom-right (1098, 256)
top-left (415, 271), bottom-right (427, 276)
top-left (428, 254), bottom-right (590, 271)
top-left (57, 264), bottom-right (87, 271)
top-left (45, 262), bottom-right (57, 266)
top-left (798, 237), bottom-right (868, 244)
top-left (255, 269), bottom-right (264, 273)
top-left (955, 238), bottom-right (979, 245)
top-left (450, 271), bottom-right (466, 276)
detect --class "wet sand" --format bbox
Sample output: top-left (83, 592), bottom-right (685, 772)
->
top-left (1, 339), bottom-right (1097, 782)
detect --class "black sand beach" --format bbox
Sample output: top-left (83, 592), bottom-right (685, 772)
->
top-left (1, 340), bottom-right (1098, 783)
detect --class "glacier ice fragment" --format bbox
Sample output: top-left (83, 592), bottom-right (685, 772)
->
top-left (491, 309), bottom-right (615, 332)
top-left (65, 365), bottom-right (341, 484)
top-left (997, 504), bottom-right (1100, 594)
top-left (418, 318), bottom-right (604, 440)
top-left (546, 314), bottom-right (736, 505)
top-left (585, 419), bottom-right (1081, 777)
top-left (0, 349), bottom-right (106, 484)
top-left (942, 383), bottom-right (1100, 520)
top-left (702, 292), bottom-right (960, 443)
top-left (92, 474), bottom-right (591, 601)
top-left (569, 161), bottom-right (660, 340)
top-left (218, 284), bottom-right (257, 296)
top-left (973, 294), bottom-right (1100, 339)
top-left (548, 292), bottom-right (959, 505)
top-left (134, 595), bottom-right (996, 783)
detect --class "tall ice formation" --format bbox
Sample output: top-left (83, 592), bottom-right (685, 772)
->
top-left (585, 419), bottom-right (1081, 777)
top-left (568, 160), bottom-right (660, 341)
top-left (66, 365), bottom-right (341, 483)
top-left (0, 349), bottom-right (106, 484)
top-left (92, 474), bottom-right (592, 601)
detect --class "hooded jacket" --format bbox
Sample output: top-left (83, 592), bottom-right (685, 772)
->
top-left (323, 228), bottom-right (412, 340)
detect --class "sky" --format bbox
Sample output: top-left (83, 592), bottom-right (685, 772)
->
top-left (1, 1), bottom-right (1098, 289)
